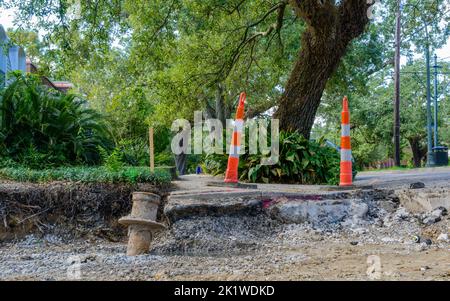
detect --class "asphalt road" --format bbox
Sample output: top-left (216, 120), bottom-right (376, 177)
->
top-left (355, 166), bottom-right (450, 188)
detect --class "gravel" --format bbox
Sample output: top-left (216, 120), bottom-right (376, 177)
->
top-left (0, 191), bottom-right (449, 281)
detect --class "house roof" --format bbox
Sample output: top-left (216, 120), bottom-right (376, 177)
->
top-left (52, 81), bottom-right (74, 89)
top-left (1, 24), bottom-right (73, 92)
top-left (26, 58), bottom-right (74, 93)
top-left (0, 25), bottom-right (8, 42)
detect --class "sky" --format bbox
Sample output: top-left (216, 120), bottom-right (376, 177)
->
top-left (1, 6), bottom-right (449, 61)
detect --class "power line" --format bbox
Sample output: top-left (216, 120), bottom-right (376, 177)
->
top-left (401, 71), bottom-right (450, 75)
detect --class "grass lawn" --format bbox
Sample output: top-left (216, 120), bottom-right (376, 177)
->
top-left (364, 166), bottom-right (413, 172)
top-left (364, 163), bottom-right (450, 172)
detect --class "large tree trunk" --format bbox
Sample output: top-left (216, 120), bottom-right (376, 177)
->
top-left (275, 0), bottom-right (370, 138)
top-left (214, 83), bottom-right (228, 126)
top-left (408, 137), bottom-right (426, 168)
top-left (204, 83), bottom-right (230, 124)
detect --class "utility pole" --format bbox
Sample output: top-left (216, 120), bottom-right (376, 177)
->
top-left (424, 24), bottom-right (436, 167)
top-left (433, 54), bottom-right (441, 148)
top-left (393, 0), bottom-right (402, 167)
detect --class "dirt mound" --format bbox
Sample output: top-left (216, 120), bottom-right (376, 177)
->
top-left (0, 182), bottom-right (170, 242)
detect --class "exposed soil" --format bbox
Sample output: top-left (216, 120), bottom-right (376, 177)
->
top-left (0, 181), bottom-right (170, 242)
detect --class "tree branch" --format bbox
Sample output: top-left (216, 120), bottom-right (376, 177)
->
top-left (228, 0), bottom-right (248, 16)
top-left (148, 0), bottom-right (177, 46)
top-left (339, 0), bottom-right (371, 44)
top-left (289, 0), bottom-right (338, 31)
top-left (219, 0), bottom-right (288, 80)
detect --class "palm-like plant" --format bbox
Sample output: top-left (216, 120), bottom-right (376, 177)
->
top-left (0, 73), bottom-right (111, 167)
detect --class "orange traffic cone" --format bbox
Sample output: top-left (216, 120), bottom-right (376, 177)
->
top-left (340, 96), bottom-right (353, 187)
top-left (224, 92), bottom-right (246, 183)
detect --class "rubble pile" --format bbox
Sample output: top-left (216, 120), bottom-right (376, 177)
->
top-left (0, 182), bottom-right (448, 281)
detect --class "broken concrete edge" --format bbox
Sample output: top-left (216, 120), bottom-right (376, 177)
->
top-left (205, 181), bottom-right (375, 192)
top-left (170, 189), bottom-right (260, 200)
top-left (164, 199), bottom-right (265, 224)
top-left (322, 185), bottom-right (374, 191)
top-left (206, 181), bottom-right (258, 189)
top-left (163, 190), bottom-right (375, 224)
top-left (162, 185), bottom-right (450, 225)
top-left (169, 190), bottom-right (358, 201)
top-left (266, 198), bottom-right (371, 226)
top-left (394, 188), bottom-right (450, 213)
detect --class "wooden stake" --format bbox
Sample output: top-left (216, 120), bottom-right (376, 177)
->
top-left (149, 127), bottom-right (155, 172)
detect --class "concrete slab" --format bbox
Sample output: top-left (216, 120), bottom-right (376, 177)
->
top-left (170, 189), bottom-right (262, 200)
top-left (206, 181), bottom-right (258, 189)
top-left (173, 175), bottom-right (374, 195)
top-left (166, 169), bottom-right (450, 223)
top-left (164, 194), bottom-right (264, 223)
top-left (166, 178), bottom-right (373, 224)
top-left (260, 191), bottom-right (355, 201)
top-left (267, 198), bottom-right (368, 226)
top-left (396, 188), bottom-right (450, 213)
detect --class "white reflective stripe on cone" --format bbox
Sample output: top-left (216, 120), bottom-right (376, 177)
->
top-left (234, 119), bottom-right (244, 133)
top-left (341, 124), bottom-right (350, 137)
top-left (341, 149), bottom-right (352, 162)
top-left (229, 145), bottom-right (241, 157)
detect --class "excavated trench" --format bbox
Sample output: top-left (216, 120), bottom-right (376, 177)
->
top-left (0, 182), bottom-right (448, 257)
top-left (0, 181), bottom-right (449, 281)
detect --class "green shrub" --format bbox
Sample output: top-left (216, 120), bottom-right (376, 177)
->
top-left (203, 153), bottom-right (228, 176)
top-left (0, 73), bottom-right (112, 168)
top-left (204, 131), bottom-right (341, 185)
top-left (118, 139), bottom-right (149, 166)
top-left (0, 157), bottom-right (18, 168)
top-left (100, 146), bottom-right (124, 172)
top-left (102, 138), bottom-right (175, 168)
top-left (154, 151), bottom-right (175, 166)
top-left (187, 154), bottom-right (204, 174)
top-left (0, 166), bottom-right (171, 185)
